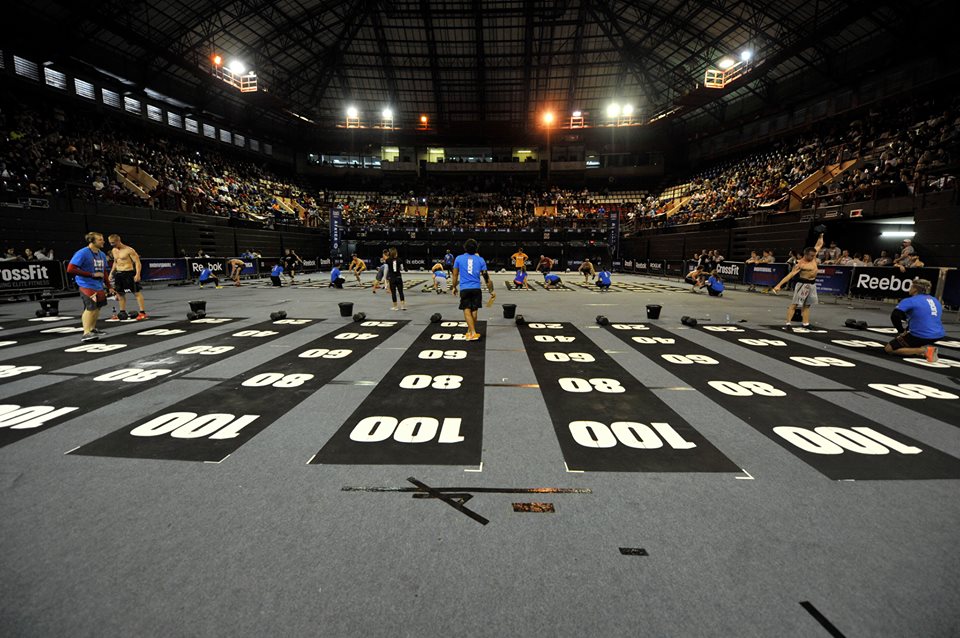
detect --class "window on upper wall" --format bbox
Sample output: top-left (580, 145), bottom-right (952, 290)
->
top-left (13, 56), bottom-right (39, 81)
top-left (203, 123), bottom-right (216, 139)
top-left (74, 78), bottom-right (95, 100)
top-left (167, 112), bottom-right (182, 128)
top-left (102, 89), bottom-right (121, 108)
top-left (124, 96), bottom-right (141, 115)
top-left (219, 129), bottom-right (231, 144)
top-left (185, 118), bottom-right (199, 133)
top-left (146, 105), bottom-right (162, 122)
top-left (43, 67), bottom-right (67, 90)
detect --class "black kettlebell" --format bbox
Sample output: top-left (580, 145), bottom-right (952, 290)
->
top-left (430, 313), bottom-right (442, 323)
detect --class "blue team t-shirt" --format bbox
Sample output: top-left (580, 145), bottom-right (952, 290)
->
top-left (454, 253), bottom-right (487, 289)
top-left (199, 268), bottom-right (213, 282)
top-left (514, 269), bottom-right (527, 283)
top-left (271, 265), bottom-right (283, 277)
top-left (708, 275), bottom-right (725, 292)
top-left (444, 253), bottom-right (454, 267)
top-left (331, 267), bottom-right (341, 281)
top-left (598, 271), bottom-right (611, 285)
top-left (69, 247), bottom-right (108, 291)
top-left (544, 273), bottom-right (560, 284)
top-left (434, 269), bottom-right (447, 279)
top-left (897, 294), bottom-right (945, 339)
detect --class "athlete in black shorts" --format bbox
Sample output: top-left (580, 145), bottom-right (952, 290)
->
top-left (283, 249), bottom-right (303, 284)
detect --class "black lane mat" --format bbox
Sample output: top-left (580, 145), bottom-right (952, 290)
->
top-left (312, 320), bottom-right (484, 467)
top-left (532, 281), bottom-right (572, 292)
top-left (604, 322), bottom-right (960, 480)
top-left (697, 325), bottom-right (958, 424)
top-left (518, 321), bottom-right (738, 473)
top-left (0, 319), bottom-right (316, 450)
top-left (70, 319), bottom-right (406, 463)
top-left (0, 321), bottom-right (140, 349)
top-left (768, 325), bottom-right (960, 376)
top-left (0, 317), bottom-right (241, 386)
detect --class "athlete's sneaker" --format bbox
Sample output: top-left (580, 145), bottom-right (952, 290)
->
top-left (136, 312), bottom-right (148, 321)
top-left (92, 328), bottom-right (107, 336)
top-left (465, 333), bottom-right (481, 341)
top-left (215, 286), bottom-right (223, 289)
top-left (925, 346), bottom-right (939, 363)
top-left (80, 333), bottom-right (99, 343)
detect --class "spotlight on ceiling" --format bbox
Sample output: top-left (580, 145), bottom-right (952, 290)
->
top-left (717, 58), bottom-right (735, 70)
top-left (228, 60), bottom-right (246, 74)
top-left (606, 103), bottom-right (621, 118)
top-left (212, 54), bottom-right (222, 66)
top-left (543, 111), bottom-right (555, 125)
top-left (346, 106), bottom-right (359, 118)
top-left (622, 104), bottom-right (634, 116)
top-left (740, 50), bottom-right (752, 62)
top-left (572, 110), bottom-right (582, 118)
top-left (382, 108), bottom-right (393, 120)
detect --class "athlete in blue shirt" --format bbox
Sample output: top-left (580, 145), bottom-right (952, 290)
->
top-left (543, 272), bottom-right (563, 290)
top-left (330, 265), bottom-right (345, 288)
top-left (66, 231), bottom-right (109, 343)
top-left (198, 267), bottom-right (221, 289)
top-left (885, 278), bottom-right (945, 362)
top-left (270, 263), bottom-right (284, 287)
top-left (452, 239), bottom-right (496, 340)
top-left (513, 268), bottom-right (532, 290)
top-left (596, 268), bottom-right (612, 291)
top-left (698, 271), bottom-right (724, 297)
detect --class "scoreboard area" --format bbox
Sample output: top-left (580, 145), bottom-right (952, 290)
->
top-left (1, 272), bottom-right (958, 637)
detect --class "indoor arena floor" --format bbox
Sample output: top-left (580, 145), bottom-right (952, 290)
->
top-left (1, 273), bottom-right (958, 638)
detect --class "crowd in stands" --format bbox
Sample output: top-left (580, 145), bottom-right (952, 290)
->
top-left (1, 246), bottom-right (55, 261)
top-left (2, 93), bottom-right (957, 233)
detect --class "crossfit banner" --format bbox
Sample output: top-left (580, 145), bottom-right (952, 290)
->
top-left (0, 261), bottom-right (65, 292)
top-left (849, 267), bottom-right (941, 300)
top-left (607, 209), bottom-right (620, 260)
top-left (140, 258), bottom-right (188, 282)
top-left (715, 261), bottom-right (746, 284)
top-left (330, 206), bottom-right (343, 254)
top-left (815, 265), bottom-right (853, 296)
top-left (745, 263), bottom-right (788, 287)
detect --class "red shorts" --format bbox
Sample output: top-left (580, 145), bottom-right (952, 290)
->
top-left (79, 287), bottom-right (107, 310)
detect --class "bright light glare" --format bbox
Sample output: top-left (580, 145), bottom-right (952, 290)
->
top-left (543, 112), bottom-right (555, 125)
top-left (420, 114), bottom-right (428, 123)
top-left (622, 104), bottom-right (634, 116)
top-left (228, 60), bottom-right (246, 74)
top-left (717, 58), bottom-right (735, 70)
top-left (572, 110), bottom-right (582, 118)
top-left (346, 106), bottom-right (359, 118)
top-left (606, 103), bottom-right (621, 118)
top-left (212, 54), bottom-right (222, 66)
top-left (740, 50), bottom-right (752, 62)
top-left (880, 231), bottom-right (916, 238)
top-left (382, 108), bottom-right (393, 120)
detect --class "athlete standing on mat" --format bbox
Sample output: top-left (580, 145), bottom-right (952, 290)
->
top-left (283, 249), bottom-right (303, 284)
top-left (884, 278), bottom-right (944, 362)
top-left (349, 254), bottom-right (367, 285)
top-left (107, 234), bottom-right (147, 320)
top-left (771, 232), bottom-right (825, 327)
top-left (226, 258), bottom-right (246, 286)
top-left (67, 232), bottom-right (109, 343)
top-left (386, 247), bottom-right (406, 311)
top-left (452, 239), bottom-right (495, 341)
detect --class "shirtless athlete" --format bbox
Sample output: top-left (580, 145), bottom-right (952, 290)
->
top-left (108, 234), bottom-right (147, 320)
top-left (771, 232), bottom-right (825, 327)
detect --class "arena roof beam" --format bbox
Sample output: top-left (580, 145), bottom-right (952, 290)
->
top-left (520, 0), bottom-right (536, 129)
top-left (565, 1), bottom-right (588, 116)
top-left (370, 4), bottom-right (400, 111)
top-left (473, 0), bottom-right (487, 122)
top-left (307, 2), bottom-right (375, 107)
top-left (420, 0), bottom-right (446, 126)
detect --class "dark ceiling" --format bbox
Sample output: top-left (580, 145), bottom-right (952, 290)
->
top-left (5, 0), bottom-right (953, 133)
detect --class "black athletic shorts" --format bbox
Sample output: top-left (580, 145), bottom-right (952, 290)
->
top-left (114, 270), bottom-right (141, 294)
top-left (889, 333), bottom-right (940, 350)
top-left (459, 288), bottom-right (482, 310)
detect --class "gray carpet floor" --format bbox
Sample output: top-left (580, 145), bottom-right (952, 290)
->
top-left (1, 272), bottom-right (958, 637)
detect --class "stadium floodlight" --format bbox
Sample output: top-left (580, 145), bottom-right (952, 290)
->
top-left (212, 54), bottom-right (222, 66)
top-left (717, 58), bottom-right (735, 70)
top-left (881, 231), bottom-right (916, 238)
top-left (622, 104), bottom-right (634, 116)
top-left (740, 50), bottom-right (752, 62)
top-left (346, 106), bottom-right (359, 118)
top-left (543, 111), bottom-right (555, 125)
top-left (228, 60), bottom-right (246, 74)
top-left (382, 108), bottom-right (393, 120)
top-left (606, 103), bottom-right (621, 118)
top-left (572, 110), bottom-right (582, 118)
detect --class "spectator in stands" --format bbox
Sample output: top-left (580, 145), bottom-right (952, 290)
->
top-left (899, 239), bottom-right (915, 258)
top-left (1, 248), bottom-right (22, 261)
top-left (23, 248), bottom-right (36, 261)
top-left (759, 250), bottom-right (776, 264)
top-left (745, 251), bottom-right (761, 264)
top-left (785, 250), bottom-right (799, 270)
top-left (860, 254), bottom-right (873, 266)
top-left (822, 241), bottom-right (841, 263)
top-left (897, 253), bottom-right (925, 271)
top-left (837, 250), bottom-right (855, 266)
top-left (873, 251), bottom-right (893, 267)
